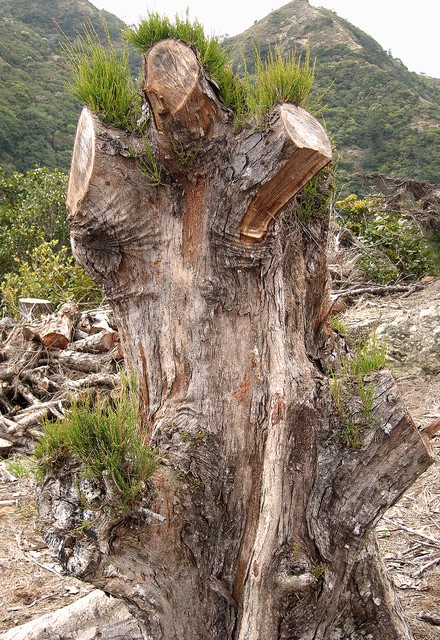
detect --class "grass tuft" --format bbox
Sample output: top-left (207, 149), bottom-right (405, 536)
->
top-left (62, 20), bottom-right (140, 130)
top-left (243, 48), bottom-right (315, 128)
top-left (35, 377), bottom-right (159, 507)
top-left (124, 12), bottom-right (314, 129)
top-left (330, 331), bottom-right (386, 447)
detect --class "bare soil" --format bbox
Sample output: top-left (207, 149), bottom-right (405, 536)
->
top-left (0, 466), bottom-right (93, 635)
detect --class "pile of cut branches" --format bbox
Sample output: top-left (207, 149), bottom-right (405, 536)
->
top-left (0, 302), bottom-right (123, 455)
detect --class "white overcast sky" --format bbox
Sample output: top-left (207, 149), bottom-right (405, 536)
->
top-left (92, 0), bottom-right (440, 78)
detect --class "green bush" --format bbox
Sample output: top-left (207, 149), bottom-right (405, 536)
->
top-left (330, 331), bottom-right (386, 447)
top-left (35, 378), bottom-right (160, 507)
top-left (0, 240), bottom-right (102, 318)
top-left (336, 194), bottom-right (438, 283)
top-left (0, 166), bottom-right (69, 279)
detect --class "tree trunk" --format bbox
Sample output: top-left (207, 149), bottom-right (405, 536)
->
top-left (38, 40), bottom-right (434, 639)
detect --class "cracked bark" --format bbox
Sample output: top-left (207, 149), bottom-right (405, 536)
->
top-left (38, 40), bottom-right (435, 639)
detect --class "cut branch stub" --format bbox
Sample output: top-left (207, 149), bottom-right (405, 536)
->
top-left (144, 39), bottom-right (226, 143)
top-left (239, 104), bottom-right (332, 243)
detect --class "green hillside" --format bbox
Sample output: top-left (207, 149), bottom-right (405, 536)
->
top-left (0, 0), bottom-right (439, 192)
top-left (224, 0), bottom-right (440, 191)
top-left (0, 0), bottom-right (126, 173)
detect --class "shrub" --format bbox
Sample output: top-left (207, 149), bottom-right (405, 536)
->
top-left (35, 378), bottom-right (160, 507)
top-left (330, 331), bottom-right (386, 447)
top-left (336, 194), bottom-right (438, 283)
top-left (0, 166), bottom-right (69, 279)
top-left (0, 240), bottom-right (102, 318)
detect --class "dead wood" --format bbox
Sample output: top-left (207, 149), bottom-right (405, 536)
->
top-left (0, 305), bottom-right (121, 455)
top-left (44, 37), bottom-right (436, 640)
top-left (421, 416), bottom-right (440, 438)
top-left (39, 302), bottom-right (81, 349)
top-left (71, 330), bottom-right (117, 353)
top-left (332, 283), bottom-right (424, 299)
top-left (18, 298), bottom-right (53, 322)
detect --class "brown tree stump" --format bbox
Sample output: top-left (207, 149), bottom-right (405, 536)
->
top-left (38, 39), bottom-right (434, 640)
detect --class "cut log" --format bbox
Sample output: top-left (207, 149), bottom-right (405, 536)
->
top-left (72, 330), bottom-right (118, 353)
top-left (18, 298), bottom-right (53, 322)
top-left (239, 105), bottom-right (332, 242)
top-left (1, 589), bottom-right (145, 640)
top-left (88, 310), bottom-right (116, 335)
top-left (63, 372), bottom-right (120, 390)
top-left (144, 39), bottom-right (226, 145)
top-left (52, 349), bottom-right (114, 374)
top-left (0, 435), bottom-right (13, 455)
top-left (40, 303), bottom-right (81, 349)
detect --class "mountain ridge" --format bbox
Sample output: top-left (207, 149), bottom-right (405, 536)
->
top-left (0, 0), bottom-right (438, 191)
top-left (224, 0), bottom-right (440, 190)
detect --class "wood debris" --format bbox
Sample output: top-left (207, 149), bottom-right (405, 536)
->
top-left (0, 305), bottom-right (123, 455)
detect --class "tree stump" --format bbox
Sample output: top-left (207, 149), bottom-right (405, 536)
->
top-left (18, 298), bottom-right (53, 322)
top-left (38, 40), bottom-right (435, 639)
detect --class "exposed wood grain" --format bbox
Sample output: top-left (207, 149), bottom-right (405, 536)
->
top-left (39, 38), bottom-right (433, 640)
top-left (239, 105), bottom-right (332, 242)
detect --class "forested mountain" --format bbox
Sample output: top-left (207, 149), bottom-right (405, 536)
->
top-left (225, 0), bottom-right (440, 191)
top-left (0, 0), bottom-right (126, 173)
top-left (0, 0), bottom-right (439, 192)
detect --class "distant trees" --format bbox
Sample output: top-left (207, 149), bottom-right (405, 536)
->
top-left (0, 166), bottom-right (101, 315)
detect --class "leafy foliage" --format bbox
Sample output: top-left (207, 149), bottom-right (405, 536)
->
top-left (0, 240), bottom-right (102, 317)
top-left (0, 166), bottom-right (69, 278)
top-left (35, 378), bottom-right (160, 507)
top-left (336, 194), bottom-right (438, 282)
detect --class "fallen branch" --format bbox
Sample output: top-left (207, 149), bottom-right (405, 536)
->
top-left (421, 417), bottom-right (440, 438)
top-left (419, 610), bottom-right (440, 626)
top-left (332, 283), bottom-right (424, 299)
top-left (382, 516), bottom-right (440, 548)
top-left (63, 372), bottom-right (120, 390)
top-left (413, 555), bottom-right (440, 577)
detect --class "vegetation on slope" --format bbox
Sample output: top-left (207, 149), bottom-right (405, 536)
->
top-left (0, 166), bottom-right (101, 315)
top-left (0, 0), bottom-right (127, 173)
top-left (224, 0), bottom-right (440, 192)
top-left (0, 0), bottom-right (438, 188)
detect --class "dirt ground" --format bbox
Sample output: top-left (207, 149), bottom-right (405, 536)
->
top-left (378, 374), bottom-right (440, 639)
top-left (0, 301), bottom-right (439, 637)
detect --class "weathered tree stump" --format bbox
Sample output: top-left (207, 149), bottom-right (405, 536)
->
top-left (18, 298), bottom-right (52, 322)
top-left (38, 40), bottom-right (435, 639)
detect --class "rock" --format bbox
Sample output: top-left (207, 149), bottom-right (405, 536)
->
top-left (341, 279), bottom-right (440, 377)
top-left (1, 589), bottom-right (145, 639)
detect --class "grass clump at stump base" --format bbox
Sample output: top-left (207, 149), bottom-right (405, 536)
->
top-left (35, 378), bottom-right (159, 509)
top-left (330, 332), bottom-right (387, 447)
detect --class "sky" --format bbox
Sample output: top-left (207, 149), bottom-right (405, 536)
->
top-left (92, 0), bottom-right (440, 78)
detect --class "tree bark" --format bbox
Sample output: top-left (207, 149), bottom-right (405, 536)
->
top-left (38, 40), bottom-right (435, 639)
